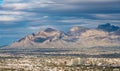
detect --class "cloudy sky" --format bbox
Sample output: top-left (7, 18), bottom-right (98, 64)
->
top-left (0, 0), bottom-right (120, 46)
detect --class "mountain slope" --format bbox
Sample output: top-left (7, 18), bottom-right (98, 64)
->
top-left (8, 23), bottom-right (120, 48)
top-left (77, 29), bottom-right (120, 47)
top-left (10, 28), bottom-right (67, 48)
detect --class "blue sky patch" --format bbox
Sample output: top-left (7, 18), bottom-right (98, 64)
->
top-left (0, 0), bottom-right (3, 5)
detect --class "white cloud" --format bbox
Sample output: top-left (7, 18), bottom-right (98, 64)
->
top-left (28, 26), bottom-right (41, 30)
top-left (1, 0), bottom-right (120, 15)
top-left (43, 16), bottom-right (49, 18)
top-left (2, 0), bottom-right (55, 10)
top-left (60, 19), bottom-right (82, 23)
top-left (94, 14), bottom-right (120, 20)
top-left (59, 18), bottom-right (120, 27)
top-left (53, 0), bottom-right (119, 3)
top-left (0, 11), bottom-right (31, 15)
top-left (0, 10), bottom-right (36, 21)
top-left (0, 16), bottom-right (19, 21)
top-left (3, 3), bottom-right (31, 10)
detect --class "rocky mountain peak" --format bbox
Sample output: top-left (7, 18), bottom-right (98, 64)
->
top-left (37, 28), bottom-right (64, 38)
top-left (44, 28), bottom-right (57, 32)
top-left (97, 23), bottom-right (120, 32)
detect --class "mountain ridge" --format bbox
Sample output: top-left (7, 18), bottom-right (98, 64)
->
top-left (6, 23), bottom-right (120, 48)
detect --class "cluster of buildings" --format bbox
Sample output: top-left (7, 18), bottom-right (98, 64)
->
top-left (0, 56), bottom-right (120, 71)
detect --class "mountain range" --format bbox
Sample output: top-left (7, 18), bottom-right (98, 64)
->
top-left (8, 23), bottom-right (120, 48)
